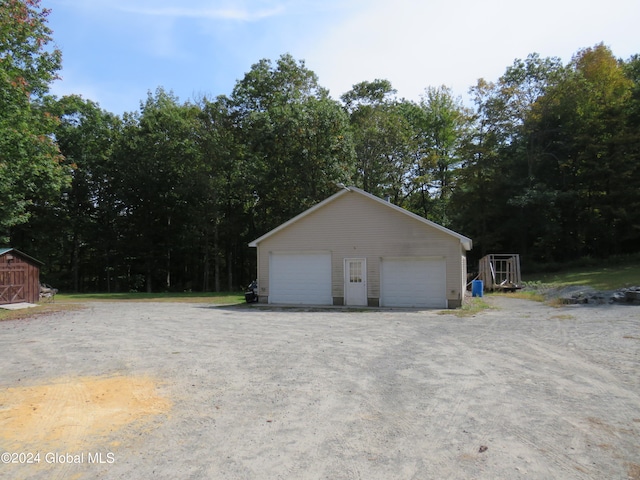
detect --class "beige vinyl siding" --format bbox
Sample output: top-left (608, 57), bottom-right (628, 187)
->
top-left (255, 191), bottom-right (465, 306)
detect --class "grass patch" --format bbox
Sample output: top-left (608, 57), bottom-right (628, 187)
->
top-left (516, 260), bottom-right (640, 305)
top-left (546, 296), bottom-right (574, 308)
top-left (1, 292), bottom-right (244, 322)
top-left (493, 290), bottom-right (546, 302)
top-left (56, 291), bottom-right (245, 305)
top-left (439, 297), bottom-right (495, 317)
top-left (523, 262), bottom-right (640, 291)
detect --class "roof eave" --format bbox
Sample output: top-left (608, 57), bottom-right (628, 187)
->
top-left (0, 248), bottom-right (44, 265)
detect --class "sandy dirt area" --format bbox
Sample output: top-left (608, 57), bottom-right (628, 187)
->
top-left (0, 297), bottom-right (638, 479)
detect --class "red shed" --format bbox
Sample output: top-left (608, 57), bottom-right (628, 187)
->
top-left (0, 248), bottom-right (43, 305)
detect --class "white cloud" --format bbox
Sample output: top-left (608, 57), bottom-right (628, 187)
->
top-left (46, 0), bottom-right (640, 114)
top-left (50, 69), bottom-right (146, 114)
top-left (50, 0), bottom-right (287, 21)
top-left (116, 4), bottom-right (285, 21)
top-left (306, 0), bottom-right (640, 102)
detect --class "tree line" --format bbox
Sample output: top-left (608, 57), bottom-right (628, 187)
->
top-left (2, 1), bottom-right (639, 292)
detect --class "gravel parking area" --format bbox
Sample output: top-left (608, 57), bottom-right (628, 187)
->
top-left (1, 297), bottom-right (639, 479)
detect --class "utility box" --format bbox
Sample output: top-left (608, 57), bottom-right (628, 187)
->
top-left (471, 280), bottom-right (484, 297)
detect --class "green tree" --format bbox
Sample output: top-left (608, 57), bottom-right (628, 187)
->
top-left (10, 95), bottom-right (122, 291)
top-left (451, 53), bottom-right (564, 260)
top-left (407, 86), bottom-right (470, 225)
top-left (1, 0), bottom-right (65, 242)
top-left (619, 54), bottom-right (640, 253)
top-left (342, 79), bottom-right (415, 201)
top-left (196, 95), bottom-right (250, 291)
top-left (53, 95), bottom-right (121, 292)
top-left (111, 89), bottom-right (201, 292)
top-left (231, 54), bottom-right (354, 235)
top-left (493, 53), bottom-right (564, 259)
top-left (527, 44), bottom-right (634, 259)
top-left (450, 79), bottom-right (508, 258)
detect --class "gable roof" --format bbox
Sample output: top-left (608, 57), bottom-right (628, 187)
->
top-left (248, 186), bottom-right (472, 251)
top-left (0, 248), bottom-right (44, 265)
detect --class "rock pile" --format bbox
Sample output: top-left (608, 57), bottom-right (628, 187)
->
top-left (554, 286), bottom-right (640, 305)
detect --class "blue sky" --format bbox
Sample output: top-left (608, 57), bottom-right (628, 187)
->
top-left (46, 0), bottom-right (640, 115)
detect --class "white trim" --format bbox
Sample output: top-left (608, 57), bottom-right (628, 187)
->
top-left (248, 187), bottom-right (472, 251)
top-left (381, 255), bottom-right (446, 261)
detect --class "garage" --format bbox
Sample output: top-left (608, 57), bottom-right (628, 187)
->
top-left (250, 187), bottom-right (471, 308)
top-left (380, 257), bottom-right (447, 308)
top-left (268, 252), bottom-right (332, 305)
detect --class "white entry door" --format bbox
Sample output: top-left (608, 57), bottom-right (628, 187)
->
top-left (344, 258), bottom-right (367, 306)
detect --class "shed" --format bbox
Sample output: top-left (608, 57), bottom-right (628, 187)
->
top-left (478, 254), bottom-right (523, 292)
top-left (248, 187), bottom-right (472, 308)
top-left (0, 248), bottom-right (43, 305)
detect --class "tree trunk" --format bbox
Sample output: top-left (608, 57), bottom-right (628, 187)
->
top-left (227, 249), bottom-right (233, 292)
top-left (166, 215), bottom-right (171, 289)
top-left (72, 232), bottom-right (80, 293)
top-left (166, 248), bottom-right (171, 289)
top-left (146, 259), bottom-right (153, 293)
top-left (214, 222), bottom-right (221, 292)
top-left (105, 250), bottom-right (111, 293)
top-left (202, 229), bottom-right (210, 292)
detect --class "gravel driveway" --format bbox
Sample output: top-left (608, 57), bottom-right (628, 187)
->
top-left (1, 297), bottom-right (639, 480)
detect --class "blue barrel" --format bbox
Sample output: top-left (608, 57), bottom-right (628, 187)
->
top-left (472, 280), bottom-right (484, 297)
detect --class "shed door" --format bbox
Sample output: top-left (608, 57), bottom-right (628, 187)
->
top-left (0, 265), bottom-right (27, 304)
top-left (269, 252), bottom-right (332, 305)
top-left (380, 258), bottom-right (446, 308)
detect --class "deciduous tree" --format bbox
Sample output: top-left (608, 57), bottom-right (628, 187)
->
top-left (342, 80), bottom-right (414, 201)
top-left (232, 54), bottom-right (354, 235)
top-left (1, 0), bottom-right (65, 242)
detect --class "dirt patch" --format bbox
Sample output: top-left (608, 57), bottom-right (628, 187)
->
top-left (0, 303), bottom-right (84, 322)
top-left (628, 462), bottom-right (640, 480)
top-left (0, 375), bottom-right (171, 453)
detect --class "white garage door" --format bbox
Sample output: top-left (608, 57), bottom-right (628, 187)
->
top-left (381, 257), bottom-right (447, 308)
top-left (269, 252), bottom-right (332, 305)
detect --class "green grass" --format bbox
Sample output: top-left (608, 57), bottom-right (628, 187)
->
top-left (0, 292), bottom-right (245, 322)
top-left (438, 297), bottom-right (495, 317)
top-left (493, 289), bottom-right (546, 302)
top-left (523, 262), bottom-right (640, 291)
top-left (56, 291), bottom-right (245, 304)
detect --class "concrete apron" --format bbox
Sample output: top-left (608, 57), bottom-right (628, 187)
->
top-left (0, 302), bottom-right (38, 310)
